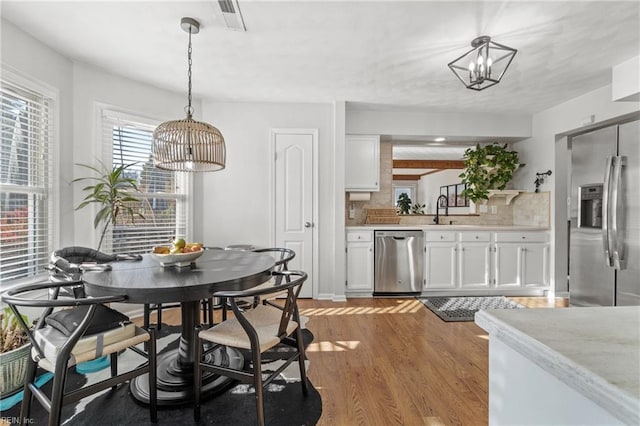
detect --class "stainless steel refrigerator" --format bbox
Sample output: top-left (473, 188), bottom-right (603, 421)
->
top-left (570, 119), bottom-right (640, 306)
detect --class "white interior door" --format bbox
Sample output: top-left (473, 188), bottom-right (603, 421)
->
top-left (273, 129), bottom-right (316, 298)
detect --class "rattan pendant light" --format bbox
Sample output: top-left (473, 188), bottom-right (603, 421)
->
top-left (152, 17), bottom-right (226, 172)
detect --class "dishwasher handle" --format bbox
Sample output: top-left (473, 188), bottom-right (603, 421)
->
top-left (392, 236), bottom-right (406, 240)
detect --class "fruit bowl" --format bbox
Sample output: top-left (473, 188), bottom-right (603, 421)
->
top-left (150, 247), bottom-right (203, 267)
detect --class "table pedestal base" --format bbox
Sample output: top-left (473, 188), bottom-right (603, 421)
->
top-left (130, 345), bottom-right (243, 406)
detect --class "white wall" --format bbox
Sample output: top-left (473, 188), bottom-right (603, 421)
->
top-left (71, 62), bottom-right (192, 248)
top-left (2, 19), bottom-right (195, 250)
top-left (1, 19), bottom-right (74, 247)
top-left (512, 85), bottom-right (640, 295)
top-left (198, 101), bottom-right (337, 299)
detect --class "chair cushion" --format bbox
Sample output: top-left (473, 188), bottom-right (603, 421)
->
top-left (45, 305), bottom-right (129, 336)
top-left (33, 322), bottom-right (136, 368)
top-left (199, 304), bottom-right (298, 352)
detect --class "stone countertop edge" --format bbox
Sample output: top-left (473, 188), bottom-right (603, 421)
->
top-left (475, 308), bottom-right (640, 425)
top-left (346, 225), bottom-right (550, 231)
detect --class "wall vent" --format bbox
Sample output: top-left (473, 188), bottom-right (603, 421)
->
top-left (218, 0), bottom-right (247, 31)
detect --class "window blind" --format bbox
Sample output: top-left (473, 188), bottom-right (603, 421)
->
top-left (0, 78), bottom-right (54, 282)
top-left (101, 112), bottom-right (187, 255)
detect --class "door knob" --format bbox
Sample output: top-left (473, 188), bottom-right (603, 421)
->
top-left (305, 221), bottom-right (313, 228)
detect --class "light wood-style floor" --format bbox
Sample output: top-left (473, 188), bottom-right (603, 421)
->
top-left (149, 297), bottom-right (567, 426)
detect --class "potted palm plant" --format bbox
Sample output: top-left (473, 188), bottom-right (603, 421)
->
top-left (73, 161), bottom-right (144, 251)
top-left (0, 307), bottom-right (30, 396)
top-left (459, 143), bottom-right (520, 206)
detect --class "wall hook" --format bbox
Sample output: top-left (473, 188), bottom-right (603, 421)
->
top-left (534, 170), bottom-right (552, 192)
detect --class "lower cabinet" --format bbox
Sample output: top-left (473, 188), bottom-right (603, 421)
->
top-left (347, 229), bottom-right (549, 297)
top-left (494, 233), bottom-right (549, 288)
top-left (425, 231), bottom-right (549, 292)
top-left (459, 243), bottom-right (492, 289)
top-left (425, 243), bottom-right (457, 289)
top-left (346, 230), bottom-right (374, 293)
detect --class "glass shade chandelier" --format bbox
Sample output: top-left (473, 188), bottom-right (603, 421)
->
top-left (448, 35), bottom-right (517, 91)
top-left (152, 17), bottom-right (226, 172)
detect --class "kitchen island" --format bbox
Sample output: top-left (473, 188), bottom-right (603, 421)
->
top-left (475, 306), bottom-right (640, 425)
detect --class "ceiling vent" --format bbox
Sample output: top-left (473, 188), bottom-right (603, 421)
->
top-left (218, 0), bottom-right (247, 31)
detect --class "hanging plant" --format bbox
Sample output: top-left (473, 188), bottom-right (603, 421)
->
top-left (459, 143), bottom-right (519, 203)
top-left (73, 161), bottom-right (145, 251)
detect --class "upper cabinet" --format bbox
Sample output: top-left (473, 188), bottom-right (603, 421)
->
top-left (345, 135), bottom-right (380, 191)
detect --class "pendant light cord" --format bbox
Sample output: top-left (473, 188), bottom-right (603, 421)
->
top-left (186, 24), bottom-right (194, 118)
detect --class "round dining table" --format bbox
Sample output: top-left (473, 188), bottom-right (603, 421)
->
top-left (82, 248), bottom-right (275, 406)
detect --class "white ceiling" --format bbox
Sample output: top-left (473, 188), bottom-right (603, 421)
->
top-left (2, 1), bottom-right (638, 116)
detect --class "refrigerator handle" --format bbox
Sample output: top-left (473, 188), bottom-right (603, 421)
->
top-left (611, 156), bottom-right (626, 270)
top-left (602, 156), bottom-right (613, 267)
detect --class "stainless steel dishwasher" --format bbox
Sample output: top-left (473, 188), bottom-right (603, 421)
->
top-left (374, 230), bottom-right (424, 294)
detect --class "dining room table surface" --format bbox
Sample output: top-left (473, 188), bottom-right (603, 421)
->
top-left (82, 248), bottom-right (276, 406)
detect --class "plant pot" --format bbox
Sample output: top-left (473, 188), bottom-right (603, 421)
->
top-left (468, 200), bottom-right (477, 214)
top-left (0, 343), bottom-right (31, 396)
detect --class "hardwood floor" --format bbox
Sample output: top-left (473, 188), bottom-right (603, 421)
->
top-left (146, 296), bottom-right (566, 425)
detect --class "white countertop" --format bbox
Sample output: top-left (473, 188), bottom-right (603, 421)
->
top-left (346, 225), bottom-right (549, 231)
top-left (475, 307), bottom-right (640, 425)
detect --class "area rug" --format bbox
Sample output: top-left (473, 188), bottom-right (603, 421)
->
top-left (3, 325), bottom-right (321, 425)
top-left (419, 296), bottom-right (525, 322)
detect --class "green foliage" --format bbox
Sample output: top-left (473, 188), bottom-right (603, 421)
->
top-left (1, 307), bottom-right (29, 353)
top-left (73, 161), bottom-right (144, 251)
top-left (411, 202), bottom-right (426, 214)
top-left (459, 144), bottom-right (519, 203)
top-left (396, 192), bottom-right (412, 215)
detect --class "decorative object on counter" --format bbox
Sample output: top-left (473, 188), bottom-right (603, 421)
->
top-left (534, 170), bottom-right (552, 192)
top-left (73, 161), bottom-right (144, 251)
top-left (152, 17), bottom-right (226, 172)
top-left (365, 208), bottom-right (401, 224)
top-left (419, 296), bottom-right (525, 322)
top-left (459, 143), bottom-right (520, 203)
top-left (396, 192), bottom-right (412, 215)
top-left (411, 202), bottom-right (425, 214)
top-left (448, 35), bottom-right (517, 91)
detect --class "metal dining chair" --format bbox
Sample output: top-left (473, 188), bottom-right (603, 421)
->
top-left (193, 270), bottom-right (309, 426)
top-left (216, 247), bottom-right (295, 321)
top-left (2, 280), bottom-right (158, 426)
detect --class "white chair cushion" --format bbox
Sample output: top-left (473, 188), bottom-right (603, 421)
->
top-left (33, 322), bottom-right (137, 369)
top-left (199, 304), bottom-right (298, 352)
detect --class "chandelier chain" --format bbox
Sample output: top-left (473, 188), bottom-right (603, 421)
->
top-left (186, 24), bottom-right (193, 117)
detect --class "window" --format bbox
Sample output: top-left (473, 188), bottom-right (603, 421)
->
top-left (101, 111), bottom-right (188, 255)
top-left (393, 183), bottom-right (417, 207)
top-left (0, 76), bottom-right (55, 282)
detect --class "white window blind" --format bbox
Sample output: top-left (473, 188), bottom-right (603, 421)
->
top-left (0, 78), bottom-right (54, 282)
top-left (101, 111), bottom-right (187, 255)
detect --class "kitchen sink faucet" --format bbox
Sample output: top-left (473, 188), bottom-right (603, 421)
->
top-left (434, 194), bottom-right (449, 224)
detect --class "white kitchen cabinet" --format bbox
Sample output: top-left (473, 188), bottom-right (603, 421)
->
top-left (346, 230), bottom-right (374, 292)
top-left (494, 232), bottom-right (549, 288)
top-left (425, 231), bottom-right (491, 290)
top-left (459, 243), bottom-right (492, 288)
top-left (494, 243), bottom-right (520, 287)
top-left (425, 243), bottom-right (457, 289)
top-left (521, 244), bottom-right (549, 287)
top-left (345, 135), bottom-right (380, 191)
